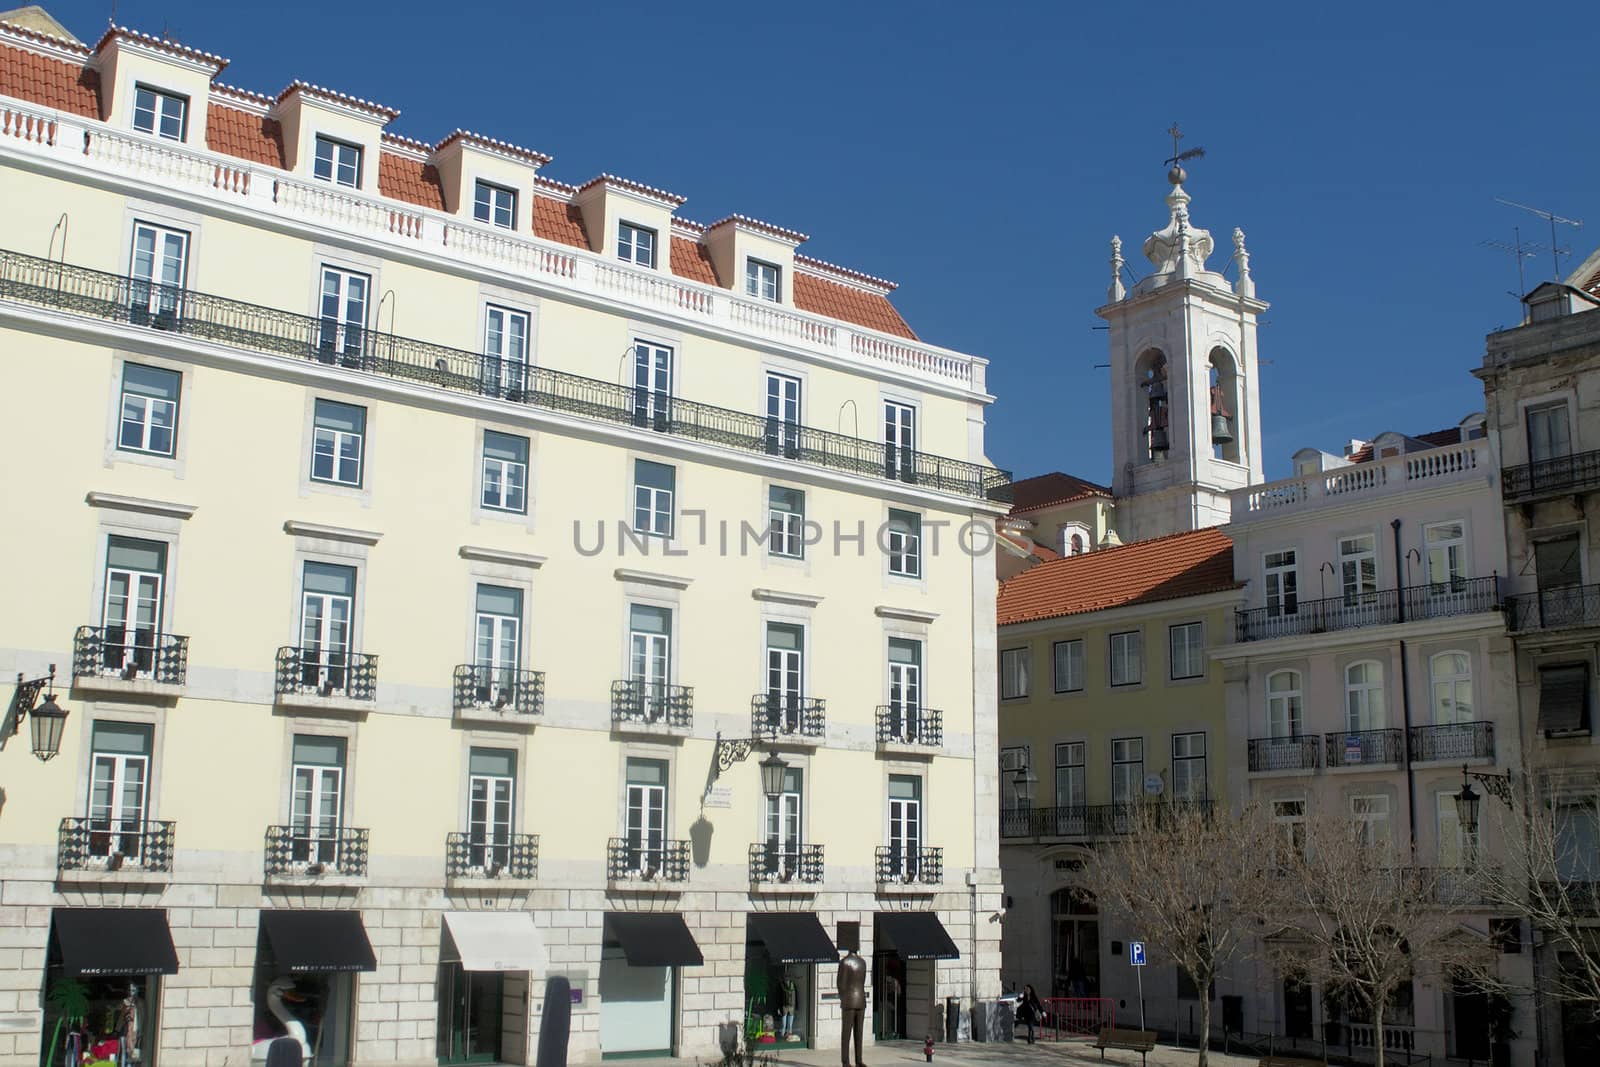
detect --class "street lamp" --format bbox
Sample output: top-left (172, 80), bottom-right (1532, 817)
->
top-left (709, 732), bottom-right (789, 801)
top-left (1454, 762), bottom-right (1515, 837)
top-left (8, 665), bottom-right (70, 762)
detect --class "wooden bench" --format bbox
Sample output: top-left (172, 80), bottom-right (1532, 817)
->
top-left (1258, 1058), bottom-right (1323, 1067)
top-left (1094, 1028), bottom-right (1157, 1066)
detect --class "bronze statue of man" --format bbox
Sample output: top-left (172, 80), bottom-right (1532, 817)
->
top-left (837, 948), bottom-right (867, 1067)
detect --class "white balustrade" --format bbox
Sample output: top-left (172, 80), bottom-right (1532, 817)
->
top-left (729, 296), bottom-right (837, 348)
top-left (1234, 440), bottom-right (1489, 521)
top-left (1, 102), bottom-right (54, 145)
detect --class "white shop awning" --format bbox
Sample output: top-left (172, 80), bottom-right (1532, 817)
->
top-left (442, 911), bottom-right (544, 972)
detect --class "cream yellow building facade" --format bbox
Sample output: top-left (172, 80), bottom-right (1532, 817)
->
top-left (0, 14), bottom-right (1010, 1067)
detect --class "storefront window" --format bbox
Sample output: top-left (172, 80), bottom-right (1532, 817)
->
top-left (39, 972), bottom-right (159, 1067)
top-left (742, 947), bottom-right (811, 1047)
top-left (249, 970), bottom-right (354, 1067)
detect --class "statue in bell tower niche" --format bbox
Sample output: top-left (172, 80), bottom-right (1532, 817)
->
top-left (837, 948), bottom-right (867, 1067)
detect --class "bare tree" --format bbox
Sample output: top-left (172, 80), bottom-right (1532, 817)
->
top-left (1267, 812), bottom-right (1500, 1067)
top-left (1482, 770), bottom-right (1600, 1022)
top-left (1076, 801), bottom-right (1278, 1067)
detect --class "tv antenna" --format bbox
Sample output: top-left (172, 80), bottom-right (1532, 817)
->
top-left (1494, 198), bottom-right (1582, 282)
top-left (1480, 226), bottom-right (1546, 313)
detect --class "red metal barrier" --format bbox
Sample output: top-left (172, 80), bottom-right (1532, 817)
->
top-left (1041, 997), bottom-right (1114, 1039)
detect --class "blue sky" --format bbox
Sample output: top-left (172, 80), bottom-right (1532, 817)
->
top-left (38, 0), bottom-right (1600, 482)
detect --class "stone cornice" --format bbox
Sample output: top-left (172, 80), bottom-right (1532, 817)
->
top-left (460, 545), bottom-right (547, 569)
top-left (85, 492), bottom-right (197, 520)
top-left (283, 520), bottom-right (382, 546)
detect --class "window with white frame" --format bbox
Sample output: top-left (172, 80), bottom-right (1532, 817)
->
top-left (481, 431), bottom-right (529, 514)
top-left (886, 638), bottom-right (922, 740)
top-left (1053, 638), bottom-right (1084, 693)
top-left (128, 221), bottom-right (187, 323)
top-left (746, 258), bottom-right (781, 302)
top-left (1171, 732), bottom-right (1207, 801)
top-left (887, 509), bottom-right (922, 577)
top-left (1169, 622), bottom-right (1204, 680)
top-left (768, 485), bottom-right (805, 559)
top-left (1264, 549), bottom-right (1298, 617)
top-left (473, 180), bottom-right (517, 229)
top-left (117, 363), bottom-right (181, 457)
top-left (299, 562), bottom-right (356, 693)
top-left (1430, 651), bottom-right (1473, 724)
top-left (1109, 630), bottom-right (1142, 686)
top-left (765, 372), bottom-right (801, 455)
top-left (764, 623), bottom-right (805, 731)
top-left (1527, 401), bottom-right (1572, 463)
top-left (1345, 660), bottom-right (1387, 731)
top-left (623, 757), bottom-right (668, 871)
top-left (617, 222), bottom-right (656, 268)
top-left (101, 536), bottom-right (167, 676)
top-left (313, 135), bottom-right (362, 188)
top-left (1267, 670), bottom-right (1303, 737)
top-left (482, 305), bottom-right (530, 399)
top-left (1424, 520), bottom-right (1466, 590)
top-left (1000, 648), bottom-right (1030, 700)
top-left (628, 605), bottom-right (672, 718)
top-left (1339, 534), bottom-right (1378, 600)
top-left (887, 774), bottom-right (923, 875)
top-left (1055, 742), bottom-right (1086, 810)
top-left (632, 340), bottom-right (673, 429)
top-left (318, 266), bottom-right (370, 360)
top-left (87, 721), bottom-right (154, 863)
top-left (1351, 794), bottom-right (1392, 851)
top-left (467, 747), bottom-right (516, 869)
top-left (1111, 737), bottom-right (1143, 806)
top-left (132, 85), bottom-right (186, 141)
top-left (473, 584), bottom-right (523, 706)
top-left (764, 765), bottom-right (804, 877)
top-left (289, 734), bottom-right (346, 864)
top-left (1272, 798), bottom-right (1307, 861)
top-left (311, 399), bottom-right (366, 486)
top-left (632, 459), bottom-right (675, 537)
top-left (884, 401), bottom-right (917, 481)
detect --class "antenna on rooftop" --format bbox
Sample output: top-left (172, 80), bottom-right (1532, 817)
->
top-left (1494, 198), bottom-right (1583, 282)
top-left (1480, 226), bottom-right (1546, 321)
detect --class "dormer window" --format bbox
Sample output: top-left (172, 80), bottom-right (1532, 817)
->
top-left (618, 222), bottom-right (656, 268)
top-left (746, 259), bottom-right (781, 302)
top-left (313, 136), bottom-right (363, 189)
top-left (474, 181), bottom-right (517, 230)
top-left (133, 86), bottom-right (187, 142)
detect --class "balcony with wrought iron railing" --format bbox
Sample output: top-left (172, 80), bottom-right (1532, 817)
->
top-left (875, 845), bottom-right (942, 889)
top-left (263, 824), bottom-right (369, 879)
top-left (1506, 583), bottom-right (1600, 633)
top-left (274, 646), bottom-right (378, 707)
top-left (1408, 721), bottom-right (1495, 763)
top-left (452, 664), bottom-right (545, 721)
top-left (0, 246), bottom-right (1011, 503)
top-left (57, 817), bottom-right (174, 878)
top-left (444, 831), bottom-right (539, 883)
top-left (875, 705), bottom-right (943, 753)
top-left (1248, 736), bottom-right (1322, 773)
top-left (606, 837), bottom-right (690, 887)
top-left (999, 800), bottom-right (1215, 842)
top-left (1503, 448), bottom-right (1600, 504)
top-left (1232, 439), bottom-right (1487, 522)
top-left (70, 625), bottom-right (188, 693)
top-left (1235, 576), bottom-right (1500, 642)
top-left (748, 842), bottom-right (825, 887)
top-left (750, 695), bottom-right (825, 744)
top-left (1325, 728), bottom-right (1406, 769)
top-left (610, 679), bottom-right (693, 733)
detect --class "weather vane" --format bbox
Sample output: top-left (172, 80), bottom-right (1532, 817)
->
top-left (1164, 123), bottom-right (1206, 175)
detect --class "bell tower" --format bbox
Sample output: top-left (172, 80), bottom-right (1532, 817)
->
top-left (1096, 147), bottom-right (1267, 542)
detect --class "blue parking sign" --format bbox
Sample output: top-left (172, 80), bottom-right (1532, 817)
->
top-left (1129, 941), bottom-right (1146, 966)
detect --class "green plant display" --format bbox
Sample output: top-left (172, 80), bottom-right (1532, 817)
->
top-left (43, 978), bottom-right (90, 1067)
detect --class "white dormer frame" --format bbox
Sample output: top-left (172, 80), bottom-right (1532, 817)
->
top-left (271, 82), bottom-right (397, 197)
top-left (430, 131), bottom-right (549, 233)
top-left (704, 215), bottom-right (806, 309)
top-left (574, 176), bottom-right (686, 272)
top-left (94, 28), bottom-right (227, 151)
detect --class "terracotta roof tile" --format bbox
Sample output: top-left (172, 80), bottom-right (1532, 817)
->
top-left (377, 151), bottom-right (444, 211)
top-left (670, 236), bottom-right (719, 286)
top-left (1008, 472), bottom-right (1112, 514)
top-left (205, 105), bottom-right (283, 168)
top-left (999, 530), bottom-right (1062, 563)
top-left (997, 527), bottom-right (1238, 626)
top-left (1346, 427), bottom-right (1463, 464)
top-left (0, 41), bottom-right (98, 116)
top-left (532, 194), bottom-right (589, 249)
top-left (792, 271), bottom-right (916, 340)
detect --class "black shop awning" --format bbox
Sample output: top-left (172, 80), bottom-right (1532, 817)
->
top-left (606, 912), bottom-right (703, 967)
top-left (260, 910), bottom-right (376, 973)
top-left (52, 908), bottom-right (178, 977)
top-left (1540, 664), bottom-right (1591, 736)
top-left (748, 912), bottom-right (838, 964)
top-left (876, 912), bottom-right (960, 960)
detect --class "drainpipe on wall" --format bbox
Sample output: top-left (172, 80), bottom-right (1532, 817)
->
top-left (1392, 519), bottom-right (1419, 853)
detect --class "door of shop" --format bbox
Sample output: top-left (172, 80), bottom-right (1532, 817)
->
top-left (1283, 979), bottom-right (1314, 1039)
top-left (437, 965), bottom-right (502, 1065)
top-left (1049, 889), bottom-right (1099, 998)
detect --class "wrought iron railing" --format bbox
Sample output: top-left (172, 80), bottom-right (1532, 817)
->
top-left (452, 664), bottom-right (545, 716)
top-left (1539, 880), bottom-right (1600, 915)
top-left (0, 248), bottom-right (1011, 503)
top-left (750, 695), bottom-right (825, 741)
top-left (606, 837), bottom-right (690, 883)
top-left (1000, 804), bottom-right (1122, 839)
top-left (1408, 720), bottom-right (1495, 762)
top-left (1503, 448), bottom-right (1600, 503)
top-left (874, 704), bottom-right (943, 747)
top-left (1248, 736), bottom-right (1321, 772)
top-left (57, 817), bottom-right (175, 873)
top-left (263, 824), bottom-right (369, 877)
top-left (610, 679), bottom-right (693, 728)
top-left (274, 646), bottom-right (378, 701)
top-left (72, 625), bottom-right (188, 685)
top-left (1236, 576), bottom-right (1499, 641)
top-left (748, 842), bottom-right (825, 884)
top-left (444, 831), bottom-right (539, 880)
top-left (1506, 583), bottom-right (1600, 632)
top-left (1324, 727), bottom-right (1405, 768)
top-left (875, 845), bottom-right (942, 885)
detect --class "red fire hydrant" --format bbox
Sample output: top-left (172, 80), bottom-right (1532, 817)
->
top-left (924, 1035), bottom-right (934, 1062)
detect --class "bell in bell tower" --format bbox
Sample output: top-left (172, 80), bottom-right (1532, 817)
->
top-left (1096, 128), bottom-right (1268, 542)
